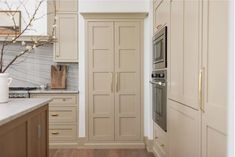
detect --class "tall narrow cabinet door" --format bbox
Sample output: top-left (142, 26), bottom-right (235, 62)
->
top-left (88, 22), bottom-right (115, 141)
top-left (28, 112), bottom-right (41, 157)
top-left (169, 0), bottom-right (201, 110)
top-left (54, 14), bottom-right (78, 62)
top-left (114, 22), bottom-right (141, 141)
top-left (201, 1), bottom-right (230, 156)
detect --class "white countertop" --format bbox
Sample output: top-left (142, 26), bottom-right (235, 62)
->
top-left (0, 98), bottom-right (52, 127)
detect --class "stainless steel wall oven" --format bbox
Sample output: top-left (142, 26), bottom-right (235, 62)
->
top-left (150, 70), bottom-right (167, 132)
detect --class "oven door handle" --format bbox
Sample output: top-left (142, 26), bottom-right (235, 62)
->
top-left (149, 81), bottom-right (166, 87)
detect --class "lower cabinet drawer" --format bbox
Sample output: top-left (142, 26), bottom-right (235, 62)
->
top-left (31, 94), bottom-right (77, 106)
top-left (49, 106), bottom-right (77, 123)
top-left (153, 123), bottom-right (167, 156)
top-left (49, 125), bottom-right (77, 142)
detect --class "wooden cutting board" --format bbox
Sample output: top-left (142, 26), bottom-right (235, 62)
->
top-left (51, 65), bottom-right (67, 89)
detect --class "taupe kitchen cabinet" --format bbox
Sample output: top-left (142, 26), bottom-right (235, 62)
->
top-left (28, 107), bottom-right (48, 157)
top-left (169, 0), bottom-right (201, 110)
top-left (48, 0), bottom-right (78, 63)
top-left (153, 122), bottom-right (168, 157)
top-left (201, 1), bottom-right (230, 157)
top-left (168, 0), bottom-right (203, 156)
top-left (31, 93), bottom-right (78, 148)
top-left (53, 0), bottom-right (78, 13)
top-left (54, 13), bottom-right (78, 62)
top-left (153, 0), bottom-right (170, 34)
top-left (0, 106), bottom-right (48, 157)
top-left (168, 0), bottom-right (230, 157)
top-left (84, 14), bottom-right (146, 143)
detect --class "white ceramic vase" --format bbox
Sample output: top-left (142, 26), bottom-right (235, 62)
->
top-left (0, 73), bottom-right (12, 103)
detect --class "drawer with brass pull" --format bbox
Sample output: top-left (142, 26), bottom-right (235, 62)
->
top-left (49, 125), bottom-right (77, 141)
top-left (31, 93), bottom-right (78, 145)
top-left (49, 106), bottom-right (77, 123)
top-left (31, 94), bottom-right (78, 106)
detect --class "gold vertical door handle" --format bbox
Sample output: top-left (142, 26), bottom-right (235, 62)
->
top-left (199, 68), bottom-right (205, 112)
top-left (110, 72), bottom-right (113, 92)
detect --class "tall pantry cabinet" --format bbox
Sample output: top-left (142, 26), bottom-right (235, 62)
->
top-left (83, 13), bottom-right (146, 144)
top-left (167, 0), bottom-right (231, 157)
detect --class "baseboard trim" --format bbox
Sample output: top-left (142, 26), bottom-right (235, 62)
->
top-left (76, 137), bottom-right (145, 149)
top-left (82, 142), bottom-right (145, 149)
top-left (49, 142), bottom-right (78, 149)
top-left (50, 137), bottom-right (147, 150)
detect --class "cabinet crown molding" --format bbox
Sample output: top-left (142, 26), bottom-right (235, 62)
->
top-left (80, 12), bottom-right (148, 19)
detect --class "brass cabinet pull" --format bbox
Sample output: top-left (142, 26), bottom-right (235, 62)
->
top-left (155, 137), bottom-right (158, 139)
top-left (116, 72), bottom-right (119, 92)
top-left (37, 125), bottom-right (41, 139)
top-left (51, 131), bottom-right (59, 135)
top-left (110, 72), bottom-right (113, 93)
top-left (199, 67), bottom-right (205, 112)
top-left (51, 114), bottom-right (59, 117)
top-left (160, 144), bottom-right (165, 147)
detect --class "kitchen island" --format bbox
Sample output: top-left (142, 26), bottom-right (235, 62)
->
top-left (0, 98), bottom-right (51, 157)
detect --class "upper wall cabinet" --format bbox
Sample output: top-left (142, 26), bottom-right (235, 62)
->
top-left (153, 0), bottom-right (170, 34)
top-left (48, 0), bottom-right (78, 63)
top-left (54, 14), bottom-right (78, 62)
top-left (56, 0), bottom-right (78, 12)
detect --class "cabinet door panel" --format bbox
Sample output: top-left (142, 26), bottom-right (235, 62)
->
top-left (169, 0), bottom-right (201, 110)
top-left (28, 113), bottom-right (41, 157)
top-left (169, 0), bottom-right (183, 99)
top-left (40, 109), bottom-right (48, 157)
top-left (183, 0), bottom-right (201, 109)
top-left (168, 100), bottom-right (200, 157)
top-left (153, 0), bottom-right (170, 33)
top-left (28, 109), bottom-right (48, 157)
top-left (54, 14), bottom-right (78, 62)
top-left (201, 1), bottom-right (230, 156)
top-left (57, 0), bottom-right (78, 12)
top-left (88, 22), bottom-right (115, 141)
top-left (114, 22), bottom-right (141, 141)
top-left (0, 123), bottom-right (27, 157)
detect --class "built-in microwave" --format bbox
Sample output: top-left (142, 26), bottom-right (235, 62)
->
top-left (153, 26), bottom-right (167, 69)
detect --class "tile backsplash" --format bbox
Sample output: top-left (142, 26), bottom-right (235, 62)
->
top-left (2, 43), bottom-right (78, 90)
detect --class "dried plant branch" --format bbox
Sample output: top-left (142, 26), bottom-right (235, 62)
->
top-left (8, 0), bottom-right (45, 44)
top-left (2, 38), bottom-right (54, 73)
top-left (0, 0), bottom-right (57, 73)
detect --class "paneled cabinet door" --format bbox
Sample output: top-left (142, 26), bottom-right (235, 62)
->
top-left (201, 1), bottom-right (230, 157)
top-left (153, 0), bottom-right (170, 34)
top-left (114, 22), bottom-right (141, 141)
top-left (54, 14), bottom-right (78, 62)
top-left (168, 100), bottom-right (200, 157)
top-left (55, 0), bottom-right (78, 12)
top-left (88, 21), bottom-right (115, 141)
top-left (28, 109), bottom-right (48, 157)
top-left (169, 0), bottom-right (201, 110)
top-left (0, 123), bottom-right (27, 157)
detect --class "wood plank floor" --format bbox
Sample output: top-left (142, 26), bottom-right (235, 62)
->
top-left (49, 149), bottom-right (155, 157)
